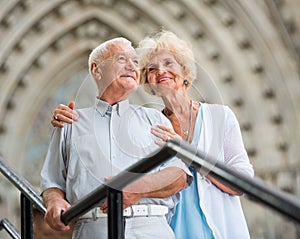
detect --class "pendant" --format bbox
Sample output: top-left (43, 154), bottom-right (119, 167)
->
top-left (182, 130), bottom-right (189, 136)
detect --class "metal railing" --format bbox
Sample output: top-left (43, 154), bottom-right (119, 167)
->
top-left (1, 139), bottom-right (300, 239)
top-left (0, 157), bottom-right (46, 239)
top-left (0, 219), bottom-right (20, 239)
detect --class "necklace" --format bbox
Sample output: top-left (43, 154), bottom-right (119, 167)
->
top-left (182, 100), bottom-right (193, 140)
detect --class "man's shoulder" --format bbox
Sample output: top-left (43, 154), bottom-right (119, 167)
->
top-left (75, 106), bottom-right (94, 113)
top-left (128, 104), bottom-right (169, 124)
top-left (129, 104), bottom-right (162, 115)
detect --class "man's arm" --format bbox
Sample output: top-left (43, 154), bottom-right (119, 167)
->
top-left (101, 167), bottom-right (187, 212)
top-left (42, 188), bottom-right (71, 231)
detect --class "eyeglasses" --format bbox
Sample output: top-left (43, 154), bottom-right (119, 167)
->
top-left (104, 53), bottom-right (139, 68)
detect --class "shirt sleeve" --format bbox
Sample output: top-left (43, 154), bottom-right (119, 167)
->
top-left (223, 107), bottom-right (254, 178)
top-left (40, 125), bottom-right (68, 194)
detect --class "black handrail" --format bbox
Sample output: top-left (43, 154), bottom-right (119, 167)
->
top-left (169, 139), bottom-right (300, 223)
top-left (0, 218), bottom-right (21, 239)
top-left (0, 157), bottom-right (46, 215)
top-left (1, 139), bottom-right (300, 239)
top-left (61, 145), bottom-right (177, 224)
top-left (61, 139), bottom-right (300, 225)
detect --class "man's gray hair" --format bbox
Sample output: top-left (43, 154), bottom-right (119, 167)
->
top-left (88, 37), bottom-right (132, 76)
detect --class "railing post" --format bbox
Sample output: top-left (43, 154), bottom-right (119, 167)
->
top-left (108, 188), bottom-right (124, 239)
top-left (20, 193), bottom-right (33, 239)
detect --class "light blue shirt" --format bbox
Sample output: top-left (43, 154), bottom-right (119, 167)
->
top-left (170, 106), bottom-right (215, 238)
top-left (41, 99), bottom-right (191, 208)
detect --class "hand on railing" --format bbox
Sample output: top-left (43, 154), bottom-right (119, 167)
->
top-left (42, 188), bottom-right (71, 231)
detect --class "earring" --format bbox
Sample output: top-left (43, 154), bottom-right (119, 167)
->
top-left (151, 89), bottom-right (156, 95)
top-left (183, 79), bottom-right (189, 86)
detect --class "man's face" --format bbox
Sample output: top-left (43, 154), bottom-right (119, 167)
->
top-left (98, 43), bottom-right (140, 98)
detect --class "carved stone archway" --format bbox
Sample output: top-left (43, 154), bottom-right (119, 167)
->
top-left (0, 0), bottom-right (299, 238)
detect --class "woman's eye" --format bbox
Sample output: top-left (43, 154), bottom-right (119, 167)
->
top-left (165, 61), bottom-right (173, 66)
top-left (148, 67), bottom-right (156, 73)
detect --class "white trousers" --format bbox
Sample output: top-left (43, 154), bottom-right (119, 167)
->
top-left (72, 216), bottom-right (175, 239)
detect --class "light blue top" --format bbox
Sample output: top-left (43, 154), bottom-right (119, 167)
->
top-left (170, 106), bottom-right (215, 239)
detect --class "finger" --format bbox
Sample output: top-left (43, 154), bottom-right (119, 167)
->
top-left (51, 119), bottom-right (64, 128)
top-left (68, 101), bottom-right (75, 110)
top-left (68, 101), bottom-right (79, 120)
top-left (61, 106), bottom-right (78, 121)
top-left (155, 125), bottom-right (181, 139)
top-left (151, 127), bottom-right (169, 141)
top-left (57, 109), bottom-right (75, 120)
top-left (100, 203), bottom-right (108, 213)
top-left (156, 124), bottom-right (173, 133)
top-left (104, 176), bottom-right (113, 182)
top-left (100, 201), bottom-right (107, 209)
top-left (54, 104), bottom-right (74, 117)
top-left (151, 126), bottom-right (166, 135)
top-left (55, 221), bottom-right (70, 231)
top-left (54, 104), bottom-right (69, 114)
top-left (58, 114), bottom-right (74, 124)
top-left (154, 140), bottom-right (166, 147)
top-left (45, 212), bottom-right (70, 231)
top-left (57, 210), bottom-right (70, 230)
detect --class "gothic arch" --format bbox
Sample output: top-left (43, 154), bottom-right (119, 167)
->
top-left (0, 0), bottom-right (299, 237)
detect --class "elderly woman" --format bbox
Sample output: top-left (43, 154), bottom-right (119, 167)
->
top-left (51, 31), bottom-right (254, 239)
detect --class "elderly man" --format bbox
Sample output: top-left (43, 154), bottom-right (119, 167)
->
top-left (40, 37), bottom-right (191, 239)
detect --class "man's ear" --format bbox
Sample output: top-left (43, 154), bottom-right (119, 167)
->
top-left (91, 62), bottom-right (101, 79)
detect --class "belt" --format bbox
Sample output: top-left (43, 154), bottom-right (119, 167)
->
top-left (79, 205), bottom-right (168, 220)
top-left (123, 205), bottom-right (168, 217)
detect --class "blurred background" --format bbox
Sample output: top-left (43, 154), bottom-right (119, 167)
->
top-left (0, 0), bottom-right (300, 238)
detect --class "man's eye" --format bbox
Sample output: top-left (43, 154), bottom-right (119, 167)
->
top-left (118, 56), bottom-right (126, 61)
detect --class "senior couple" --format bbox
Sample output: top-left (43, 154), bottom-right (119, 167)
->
top-left (41, 31), bottom-right (254, 239)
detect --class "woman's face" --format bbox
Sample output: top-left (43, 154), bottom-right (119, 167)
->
top-left (146, 51), bottom-right (185, 95)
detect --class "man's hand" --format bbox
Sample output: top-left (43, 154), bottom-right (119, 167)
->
top-left (42, 188), bottom-right (71, 231)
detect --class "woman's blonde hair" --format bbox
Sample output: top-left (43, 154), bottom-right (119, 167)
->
top-left (137, 31), bottom-right (196, 93)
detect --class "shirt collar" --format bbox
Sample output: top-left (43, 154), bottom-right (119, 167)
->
top-left (95, 98), bottom-right (129, 117)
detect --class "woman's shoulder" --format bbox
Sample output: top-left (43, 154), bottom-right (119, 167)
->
top-left (201, 103), bottom-right (237, 126)
top-left (201, 102), bottom-right (233, 116)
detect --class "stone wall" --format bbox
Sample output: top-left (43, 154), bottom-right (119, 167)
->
top-left (0, 0), bottom-right (299, 238)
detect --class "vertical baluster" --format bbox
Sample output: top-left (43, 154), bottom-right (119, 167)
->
top-left (108, 188), bottom-right (124, 239)
top-left (20, 193), bottom-right (33, 239)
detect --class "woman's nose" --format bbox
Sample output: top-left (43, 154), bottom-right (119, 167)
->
top-left (156, 64), bottom-right (166, 75)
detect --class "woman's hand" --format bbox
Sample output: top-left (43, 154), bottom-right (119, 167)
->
top-left (151, 124), bottom-right (181, 146)
top-left (51, 101), bottom-right (79, 128)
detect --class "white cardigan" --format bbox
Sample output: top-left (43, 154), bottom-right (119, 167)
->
top-left (196, 103), bottom-right (254, 239)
